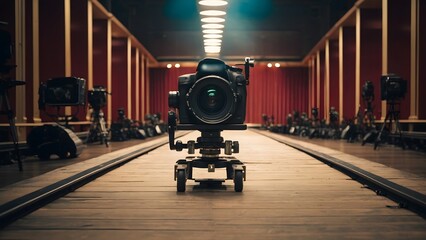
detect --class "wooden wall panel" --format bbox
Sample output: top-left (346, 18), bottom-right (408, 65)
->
top-left (24, 0), bottom-right (34, 122)
top-left (319, 50), bottom-right (325, 120)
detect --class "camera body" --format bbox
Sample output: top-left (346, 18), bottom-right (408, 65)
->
top-left (362, 80), bottom-right (374, 101)
top-left (169, 58), bottom-right (248, 125)
top-left (88, 86), bottom-right (107, 110)
top-left (40, 77), bottom-right (86, 107)
top-left (380, 74), bottom-right (407, 101)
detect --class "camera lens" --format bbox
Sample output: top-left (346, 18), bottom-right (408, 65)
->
top-left (198, 86), bottom-right (225, 113)
top-left (188, 75), bottom-right (236, 124)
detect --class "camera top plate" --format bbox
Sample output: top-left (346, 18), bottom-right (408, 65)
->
top-left (176, 124), bottom-right (247, 131)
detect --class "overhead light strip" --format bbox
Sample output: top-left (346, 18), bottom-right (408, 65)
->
top-left (198, 0), bottom-right (228, 56)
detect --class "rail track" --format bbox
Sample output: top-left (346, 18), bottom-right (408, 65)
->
top-left (0, 129), bottom-right (425, 233)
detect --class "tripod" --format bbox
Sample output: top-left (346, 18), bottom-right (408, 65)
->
top-left (0, 80), bottom-right (25, 171)
top-left (168, 112), bottom-right (246, 192)
top-left (87, 107), bottom-right (109, 147)
top-left (374, 100), bottom-right (404, 150)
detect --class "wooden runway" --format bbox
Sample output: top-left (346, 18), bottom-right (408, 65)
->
top-left (1, 130), bottom-right (425, 239)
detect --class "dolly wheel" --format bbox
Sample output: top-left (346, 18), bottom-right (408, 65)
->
top-left (177, 169), bottom-right (186, 192)
top-left (234, 170), bottom-right (243, 192)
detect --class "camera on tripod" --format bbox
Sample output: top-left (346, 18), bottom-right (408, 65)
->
top-left (168, 58), bottom-right (250, 126)
top-left (380, 74), bottom-right (407, 101)
top-left (39, 77), bottom-right (86, 108)
top-left (88, 85), bottom-right (108, 110)
top-left (168, 57), bottom-right (254, 192)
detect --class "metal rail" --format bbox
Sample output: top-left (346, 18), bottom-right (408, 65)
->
top-left (254, 129), bottom-right (426, 218)
top-left (0, 132), bottom-right (188, 228)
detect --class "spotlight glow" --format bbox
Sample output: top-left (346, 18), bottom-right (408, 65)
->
top-left (267, 63), bottom-right (272, 68)
top-left (175, 63), bottom-right (180, 68)
top-left (198, 0), bottom-right (228, 6)
top-left (202, 24), bottom-right (224, 29)
top-left (201, 17), bottom-right (225, 23)
top-left (203, 29), bottom-right (223, 34)
top-left (204, 38), bottom-right (222, 43)
top-left (205, 46), bottom-right (221, 53)
top-left (204, 42), bottom-right (221, 46)
top-left (167, 64), bottom-right (172, 68)
top-left (203, 34), bottom-right (223, 39)
top-left (275, 63), bottom-right (281, 68)
top-left (200, 10), bottom-right (226, 16)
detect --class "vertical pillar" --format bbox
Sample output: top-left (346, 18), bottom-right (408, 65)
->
top-left (106, 18), bottom-right (112, 125)
top-left (316, 51), bottom-right (320, 115)
top-left (87, 0), bottom-right (93, 121)
top-left (325, 40), bottom-right (330, 123)
top-left (339, 27), bottom-right (344, 123)
top-left (409, 0), bottom-right (419, 120)
top-left (355, 7), bottom-right (361, 117)
top-left (14, 0), bottom-right (26, 124)
top-left (135, 48), bottom-right (140, 121)
top-left (127, 37), bottom-right (132, 118)
top-left (32, 0), bottom-right (40, 122)
top-left (381, 0), bottom-right (388, 121)
top-left (145, 58), bottom-right (150, 114)
top-left (64, 0), bottom-right (71, 116)
top-left (140, 54), bottom-right (145, 119)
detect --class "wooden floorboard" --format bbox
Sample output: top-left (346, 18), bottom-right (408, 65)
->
top-left (1, 130), bottom-right (425, 240)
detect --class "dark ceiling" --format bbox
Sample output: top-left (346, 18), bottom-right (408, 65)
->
top-left (99, 0), bottom-right (355, 63)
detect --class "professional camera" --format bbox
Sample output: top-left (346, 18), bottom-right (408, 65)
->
top-left (168, 58), bottom-right (249, 125)
top-left (39, 77), bottom-right (86, 107)
top-left (380, 74), bottom-right (407, 101)
top-left (88, 85), bottom-right (108, 110)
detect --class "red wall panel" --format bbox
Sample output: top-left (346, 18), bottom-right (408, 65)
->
top-left (71, 0), bottom-right (88, 121)
top-left (360, 9), bottom-right (382, 120)
top-left (388, 0), bottom-right (411, 119)
top-left (342, 27), bottom-right (356, 120)
top-left (329, 39), bottom-right (339, 114)
top-left (92, 20), bottom-right (109, 119)
top-left (111, 38), bottom-right (128, 121)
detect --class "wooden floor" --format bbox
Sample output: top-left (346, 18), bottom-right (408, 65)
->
top-left (1, 130), bottom-right (425, 239)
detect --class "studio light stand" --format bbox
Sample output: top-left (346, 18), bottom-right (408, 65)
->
top-left (374, 100), bottom-right (404, 150)
top-left (0, 77), bottom-right (25, 171)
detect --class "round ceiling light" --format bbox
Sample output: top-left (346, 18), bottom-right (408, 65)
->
top-left (198, 0), bottom-right (228, 7)
top-left (200, 10), bottom-right (226, 16)
top-left (201, 24), bottom-right (224, 29)
top-left (204, 42), bottom-right (221, 46)
top-left (203, 34), bottom-right (223, 39)
top-left (203, 29), bottom-right (223, 34)
top-left (204, 39), bottom-right (222, 43)
top-left (201, 17), bottom-right (225, 23)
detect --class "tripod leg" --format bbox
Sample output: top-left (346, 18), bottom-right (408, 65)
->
top-left (394, 114), bottom-right (405, 150)
top-left (2, 92), bottom-right (23, 171)
top-left (374, 113), bottom-right (389, 150)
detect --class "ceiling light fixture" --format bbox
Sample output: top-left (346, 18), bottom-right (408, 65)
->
top-left (203, 34), bottom-right (223, 39)
top-left (200, 10), bottom-right (226, 16)
top-left (198, 0), bottom-right (228, 7)
top-left (201, 17), bottom-right (225, 23)
top-left (203, 29), bottom-right (223, 34)
top-left (204, 42), bottom-right (221, 46)
top-left (267, 63), bottom-right (272, 68)
top-left (175, 63), bottom-right (181, 68)
top-left (201, 23), bottom-right (225, 29)
top-left (204, 38), bottom-right (222, 43)
top-left (275, 63), bottom-right (281, 68)
top-left (167, 64), bottom-right (172, 69)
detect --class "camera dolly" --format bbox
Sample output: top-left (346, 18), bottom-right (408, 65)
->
top-left (168, 112), bottom-right (246, 192)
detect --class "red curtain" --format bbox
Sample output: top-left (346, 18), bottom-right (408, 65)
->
top-left (247, 66), bottom-right (309, 124)
top-left (149, 65), bottom-right (309, 124)
top-left (149, 67), bottom-right (196, 121)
